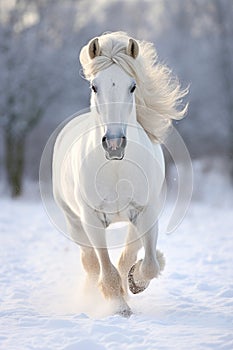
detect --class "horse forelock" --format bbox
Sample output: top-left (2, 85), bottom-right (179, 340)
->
top-left (81, 34), bottom-right (137, 79)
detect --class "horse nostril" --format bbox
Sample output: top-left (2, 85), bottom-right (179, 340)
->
top-left (102, 135), bottom-right (108, 150)
top-left (121, 136), bottom-right (127, 149)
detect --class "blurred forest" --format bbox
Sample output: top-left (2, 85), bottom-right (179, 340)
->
top-left (0, 0), bottom-right (233, 196)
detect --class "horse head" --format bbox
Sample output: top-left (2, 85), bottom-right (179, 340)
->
top-left (87, 37), bottom-right (139, 160)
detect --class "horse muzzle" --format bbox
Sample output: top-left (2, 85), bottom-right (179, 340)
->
top-left (102, 133), bottom-right (127, 160)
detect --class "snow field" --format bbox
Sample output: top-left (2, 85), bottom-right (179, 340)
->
top-left (1, 159), bottom-right (233, 349)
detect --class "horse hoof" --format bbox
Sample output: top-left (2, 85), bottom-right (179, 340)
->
top-left (128, 259), bottom-right (150, 294)
top-left (116, 307), bottom-right (133, 318)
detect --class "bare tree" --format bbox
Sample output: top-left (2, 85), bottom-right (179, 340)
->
top-left (212, 0), bottom-right (233, 178)
top-left (0, 0), bottom-right (66, 196)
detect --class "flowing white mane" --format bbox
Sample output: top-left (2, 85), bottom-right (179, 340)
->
top-left (80, 32), bottom-right (188, 143)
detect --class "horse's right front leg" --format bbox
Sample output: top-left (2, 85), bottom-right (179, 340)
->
top-left (82, 211), bottom-right (132, 317)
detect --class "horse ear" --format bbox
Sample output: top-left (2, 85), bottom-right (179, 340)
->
top-left (127, 38), bottom-right (139, 59)
top-left (88, 37), bottom-right (101, 59)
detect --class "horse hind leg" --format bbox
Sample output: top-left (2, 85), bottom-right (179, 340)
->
top-left (81, 246), bottom-right (100, 282)
top-left (64, 212), bottom-right (100, 283)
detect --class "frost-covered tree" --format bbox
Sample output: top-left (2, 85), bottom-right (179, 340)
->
top-left (0, 0), bottom-right (113, 196)
top-left (187, 0), bottom-right (233, 176)
top-left (212, 0), bottom-right (233, 178)
top-left (0, 0), bottom-right (72, 196)
top-left (155, 0), bottom-right (233, 165)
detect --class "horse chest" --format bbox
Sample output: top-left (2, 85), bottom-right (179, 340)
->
top-left (79, 161), bottom-right (150, 219)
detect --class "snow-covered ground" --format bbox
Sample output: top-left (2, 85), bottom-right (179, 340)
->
top-left (1, 159), bottom-right (233, 350)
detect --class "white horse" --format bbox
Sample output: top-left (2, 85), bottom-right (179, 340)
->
top-left (52, 32), bottom-right (188, 317)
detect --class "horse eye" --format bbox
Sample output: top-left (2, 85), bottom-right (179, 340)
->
top-left (130, 83), bottom-right (136, 93)
top-left (91, 84), bottom-right (98, 93)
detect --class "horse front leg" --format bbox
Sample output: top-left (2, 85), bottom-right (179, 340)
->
top-left (82, 211), bottom-right (132, 317)
top-left (95, 247), bottom-right (132, 317)
top-left (118, 223), bottom-right (142, 295)
top-left (128, 208), bottom-right (165, 294)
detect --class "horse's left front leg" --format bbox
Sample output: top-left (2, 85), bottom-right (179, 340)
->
top-left (128, 207), bottom-right (165, 294)
top-left (118, 223), bottom-right (142, 295)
